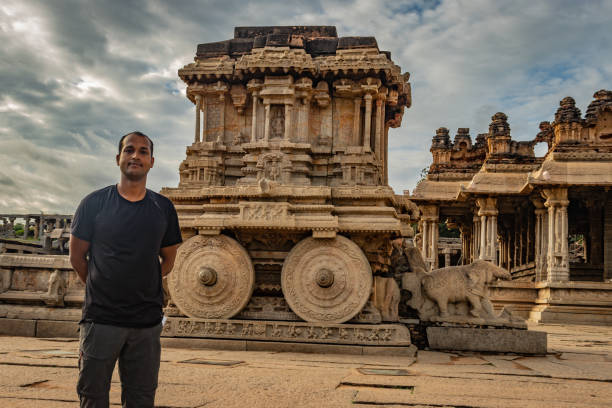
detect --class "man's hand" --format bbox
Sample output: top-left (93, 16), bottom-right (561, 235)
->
top-left (69, 235), bottom-right (91, 284)
top-left (160, 243), bottom-right (180, 277)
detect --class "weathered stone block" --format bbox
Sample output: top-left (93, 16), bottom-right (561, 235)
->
top-left (426, 326), bottom-right (547, 354)
top-left (36, 320), bottom-right (79, 338)
top-left (0, 318), bottom-right (36, 337)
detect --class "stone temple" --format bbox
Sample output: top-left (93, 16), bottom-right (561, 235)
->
top-left (0, 26), bottom-right (609, 354)
top-left (410, 90), bottom-right (612, 325)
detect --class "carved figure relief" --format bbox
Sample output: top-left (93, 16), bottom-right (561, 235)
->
top-left (270, 105), bottom-right (285, 139)
top-left (255, 152), bottom-right (291, 188)
top-left (44, 269), bottom-right (67, 307)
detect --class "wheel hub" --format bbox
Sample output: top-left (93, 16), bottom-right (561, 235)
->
top-left (198, 266), bottom-right (217, 286)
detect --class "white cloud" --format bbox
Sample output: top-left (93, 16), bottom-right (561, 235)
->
top-left (0, 0), bottom-right (610, 212)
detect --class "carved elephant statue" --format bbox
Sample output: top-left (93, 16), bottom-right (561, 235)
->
top-left (421, 260), bottom-right (511, 318)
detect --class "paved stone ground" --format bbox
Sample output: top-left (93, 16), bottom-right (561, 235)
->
top-left (0, 323), bottom-right (610, 407)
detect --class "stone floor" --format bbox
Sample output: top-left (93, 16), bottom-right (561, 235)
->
top-left (0, 323), bottom-right (610, 407)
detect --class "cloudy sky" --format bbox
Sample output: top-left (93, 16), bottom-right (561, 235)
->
top-left (1, 0), bottom-right (610, 214)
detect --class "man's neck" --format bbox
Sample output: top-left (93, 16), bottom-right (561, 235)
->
top-left (117, 177), bottom-right (147, 202)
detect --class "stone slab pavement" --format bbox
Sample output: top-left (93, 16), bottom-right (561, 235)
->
top-left (0, 323), bottom-right (610, 407)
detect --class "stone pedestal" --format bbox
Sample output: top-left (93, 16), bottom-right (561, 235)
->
top-left (427, 326), bottom-right (547, 354)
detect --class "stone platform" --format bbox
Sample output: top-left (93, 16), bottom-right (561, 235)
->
top-left (426, 326), bottom-right (547, 354)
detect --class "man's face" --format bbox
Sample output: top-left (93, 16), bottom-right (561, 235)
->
top-left (116, 134), bottom-right (154, 181)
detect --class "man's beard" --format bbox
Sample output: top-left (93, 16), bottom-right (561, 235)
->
top-left (122, 168), bottom-right (147, 182)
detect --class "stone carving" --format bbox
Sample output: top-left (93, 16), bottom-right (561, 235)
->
top-left (241, 203), bottom-right (287, 222)
top-left (281, 235), bottom-right (372, 323)
top-left (162, 317), bottom-right (412, 346)
top-left (269, 105), bottom-right (285, 139)
top-left (167, 235), bottom-right (255, 319)
top-left (401, 260), bottom-right (524, 325)
top-left (43, 269), bottom-right (67, 307)
top-left (372, 276), bottom-right (400, 322)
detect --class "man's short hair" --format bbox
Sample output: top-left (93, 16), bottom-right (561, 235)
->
top-left (118, 131), bottom-right (154, 156)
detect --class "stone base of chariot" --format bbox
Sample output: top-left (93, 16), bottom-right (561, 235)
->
top-left (425, 324), bottom-right (547, 354)
top-left (160, 317), bottom-right (417, 356)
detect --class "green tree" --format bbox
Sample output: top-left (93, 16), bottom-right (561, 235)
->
top-left (13, 223), bottom-right (24, 236)
top-left (439, 222), bottom-right (460, 238)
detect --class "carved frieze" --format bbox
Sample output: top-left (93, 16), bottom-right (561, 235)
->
top-left (162, 317), bottom-right (412, 346)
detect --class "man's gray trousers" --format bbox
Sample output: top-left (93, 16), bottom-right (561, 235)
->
top-left (77, 322), bottom-right (163, 408)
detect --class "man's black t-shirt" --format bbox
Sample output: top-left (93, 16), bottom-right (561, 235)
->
top-left (71, 185), bottom-right (182, 327)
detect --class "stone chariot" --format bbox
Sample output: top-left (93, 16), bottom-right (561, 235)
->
top-left (160, 27), bottom-right (417, 344)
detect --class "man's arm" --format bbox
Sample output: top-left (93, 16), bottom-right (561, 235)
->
top-left (160, 244), bottom-right (180, 277)
top-left (69, 235), bottom-right (91, 284)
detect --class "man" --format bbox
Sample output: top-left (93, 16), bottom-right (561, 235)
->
top-left (70, 131), bottom-right (182, 407)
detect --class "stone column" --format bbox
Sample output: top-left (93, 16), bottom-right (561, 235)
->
top-left (532, 197), bottom-right (547, 281)
top-left (472, 215), bottom-right (480, 263)
top-left (375, 98), bottom-right (383, 160)
top-left (201, 96), bottom-right (207, 142)
top-left (363, 94), bottom-right (372, 151)
top-left (298, 97), bottom-right (311, 143)
top-left (216, 94), bottom-right (225, 144)
top-left (444, 249), bottom-right (451, 267)
top-left (542, 188), bottom-right (570, 281)
top-left (37, 215), bottom-right (44, 240)
top-left (383, 104), bottom-right (388, 184)
top-left (264, 104), bottom-right (271, 142)
top-left (284, 103), bottom-right (292, 141)
top-left (420, 205), bottom-right (439, 270)
top-left (353, 97), bottom-right (361, 146)
top-left (459, 224), bottom-right (471, 265)
top-left (194, 94), bottom-right (202, 143)
top-left (251, 92), bottom-right (259, 142)
top-left (8, 217), bottom-right (15, 237)
top-left (23, 217), bottom-right (30, 239)
top-left (476, 197), bottom-right (498, 264)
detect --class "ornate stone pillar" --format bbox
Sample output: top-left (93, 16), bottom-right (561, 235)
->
top-left (216, 93), bottom-right (225, 144)
top-left (476, 197), bottom-right (498, 264)
top-left (353, 97), bottom-right (361, 146)
top-left (284, 103), bottom-right (292, 141)
top-left (194, 94), bottom-right (202, 143)
top-left (247, 79), bottom-right (262, 143)
top-left (382, 104), bottom-right (388, 184)
top-left (375, 98), bottom-right (383, 160)
top-left (251, 92), bottom-right (259, 142)
top-left (542, 188), bottom-right (570, 281)
top-left (532, 197), bottom-right (547, 281)
top-left (201, 96), bottom-right (207, 142)
top-left (264, 104), bottom-right (271, 142)
top-left (363, 93), bottom-right (373, 151)
top-left (472, 215), bottom-right (480, 263)
top-left (420, 205), bottom-right (439, 270)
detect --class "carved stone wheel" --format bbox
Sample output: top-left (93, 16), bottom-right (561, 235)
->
top-left (167, 235), bottom-right (255, 319)
top-left (281, 235), bottom-right (372, 324)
